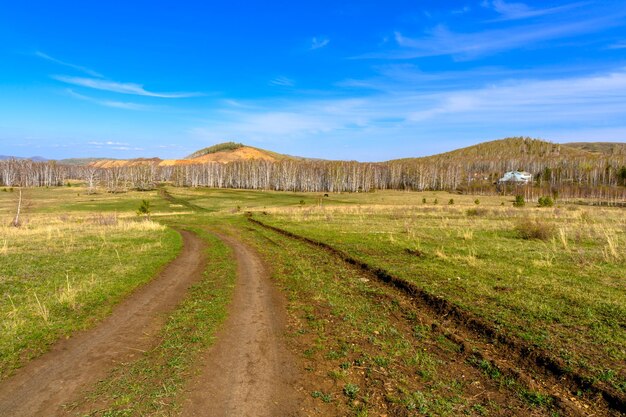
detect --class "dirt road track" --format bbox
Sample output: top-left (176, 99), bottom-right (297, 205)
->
top-left (0, 230), bottom-right (206, 417)
top-left (181, 232), bottom-right (301, 417)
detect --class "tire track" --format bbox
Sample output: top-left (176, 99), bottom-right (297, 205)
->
top-left (0, 230), bottom-right (206, 417)
top-left (180, 232), bottom-right (301, 417)
top-left (248, 216), bottom-right (623, 416)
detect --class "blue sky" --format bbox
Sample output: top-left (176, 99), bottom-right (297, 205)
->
top-left (1, 0), bottom-right (625, 161)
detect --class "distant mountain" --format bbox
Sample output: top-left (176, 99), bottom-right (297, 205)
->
top-left (84, 142), bottom-right (302, 168)
top-left (57, 157), bottom-right (116, 166)
top-left (7, 138), bottom-right (624, 167)
top-left (0, 155), bottom-right (48, 162)
top-left (391, 137), bottom-right (595, 164)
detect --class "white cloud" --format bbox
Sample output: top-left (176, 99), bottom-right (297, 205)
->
top-left (88, 141), bottom-right (129, 146)
top-left (269, 76), bottom-right (295, 87)
top-left (190, 68), bottom-right (626, 157)
top-left (311, 37), bottom-right (330, 50)
top-left (35, 51), bottom-right (103, 77)
top-left (384, 15), bottom-right (620, 60)
top-left (54, 75), bottom-right (202, 98)
top-left (66, 89), bottom-right (158, 111)
top-left (484, 0), bottom-right (587, 21)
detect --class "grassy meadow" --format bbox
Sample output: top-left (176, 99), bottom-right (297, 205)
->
top-left (0, 187), bottom-right (183, 379)
top-left (1, 184), bottom-right (624, 415)
top-left (247, 191), bottom-right (626, 393)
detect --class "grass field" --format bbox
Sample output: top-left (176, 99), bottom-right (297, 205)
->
top-left (1, 185), bottom-right (624, 415)
top-left (247, 191), bottom-right (626, 393)
top-left (0, 187), bottom-right (183, 379)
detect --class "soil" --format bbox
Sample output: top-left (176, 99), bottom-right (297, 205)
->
top-left (0, 230), bottom-right (206, 417)
top-left (180, 232), bottom-right (301, 417)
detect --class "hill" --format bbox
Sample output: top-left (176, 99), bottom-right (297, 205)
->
top-left (0, 155), bottom-right (48, 162)
top-left (58, 158), bottom-right (115, 166)
top-left (84, 142), bottom-right (298, 168)
top-left (392, 137), bottom-right (595, 164)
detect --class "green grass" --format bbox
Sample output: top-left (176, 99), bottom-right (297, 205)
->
top-left (0, 189), bottom-right (181, 380)
top-left (69, 228), bottom-right (236, 416)
top-left (2, 185), bottom-right (624, 414)
top-left (234, 215), bottom-right (534, 416)
top-left (251, 192), bottom-right (626, 390)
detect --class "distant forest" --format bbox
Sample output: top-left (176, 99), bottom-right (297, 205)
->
top-left (1, 138), bottom-right (625, 201)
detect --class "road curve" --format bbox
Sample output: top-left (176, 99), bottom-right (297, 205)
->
top-left (0, 230), bottom-right (206, 417)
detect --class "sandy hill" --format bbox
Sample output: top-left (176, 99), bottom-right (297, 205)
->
top-left (85, 142), bottom-right (296, 168)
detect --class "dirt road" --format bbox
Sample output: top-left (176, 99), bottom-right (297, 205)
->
top-left (181, 232), bottom-right (301, 417)
top-left (0, 230), bottom-right (206, 417)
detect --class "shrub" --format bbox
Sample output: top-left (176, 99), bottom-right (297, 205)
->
top-left (448, 198), bottom-right (454, 205)
top-left (513, 195), bottom-right (525, 207)
top-left (515, 218), bottom-right (555, 240)
top-left (137, 200), bottom-right (151, 218)
top-left (466, 208), bottom-right (488, 217)
top-left (537, 196), bottom-right (554, 207)
top-left (422, 198), bottom-right (427, 204)
top-left (433, 198), bottom-right (438, 205)
top-left (474, 199), bottom-right (480, 205)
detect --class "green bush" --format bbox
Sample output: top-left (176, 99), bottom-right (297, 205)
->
top-left (513, 195), bottom-right (525, 207)
top-left (448, 198), bottom-right (454, 205)
top-left (474, 199), bottom-right (480, 205)
top-left (537, 196), bottom-right (554, 207)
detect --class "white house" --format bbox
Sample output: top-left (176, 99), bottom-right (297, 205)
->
top-left (498, 171), bottom-right (532, 183)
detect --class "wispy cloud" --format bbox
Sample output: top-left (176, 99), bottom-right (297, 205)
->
top-left (269, 76), bottom-right (295, 87)
top-left (87, 140), bottom-right (143, 151)
top-left (190, 68), bottom-right (626, 160)
top-left (608, 41), bottom-right (626, 49)
top-left (311, 37), bottom-right (330, 50)
top-left (35, 51), bottom-right (103, 77)
top-left (54, 75), bottom-right (202, 98)
top-left (483, 0), bottom-right (587, 22)
top-left (66, 89), bottom-right (157, 111)
top-left (88, 141), bottom-right (128, 146)
top-left (362, 13), bottom-right (622, 60)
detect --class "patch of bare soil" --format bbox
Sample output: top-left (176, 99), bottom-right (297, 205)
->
top-left (0, 230), bottom-right (206, 417)
top-left (180, 233), bottom-right (301, 417)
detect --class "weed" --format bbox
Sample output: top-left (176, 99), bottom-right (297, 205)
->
top-left (521, 390), bottom-right (553, 407)
top-left (311, 390), bottom-right (333, 403)
top-left (515, 218), bottom-right (555, 240)
top-left (32, 292), bottom-right (49, 324)
top-left (343, 383), bottom-right (360, 399)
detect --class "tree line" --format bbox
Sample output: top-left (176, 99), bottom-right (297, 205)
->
top-left (1, 143), bottom-right (625, 201)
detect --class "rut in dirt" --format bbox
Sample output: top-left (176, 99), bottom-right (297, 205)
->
top-left (249, 217), bottom-right (622, 416)
top-left (181, 233), bottom-right (301, 417)
top-left (0, 230), bottom-right (206, 417)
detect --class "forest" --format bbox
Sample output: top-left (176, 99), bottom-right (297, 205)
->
top-left (1, 138), bottom-right (625, 201)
